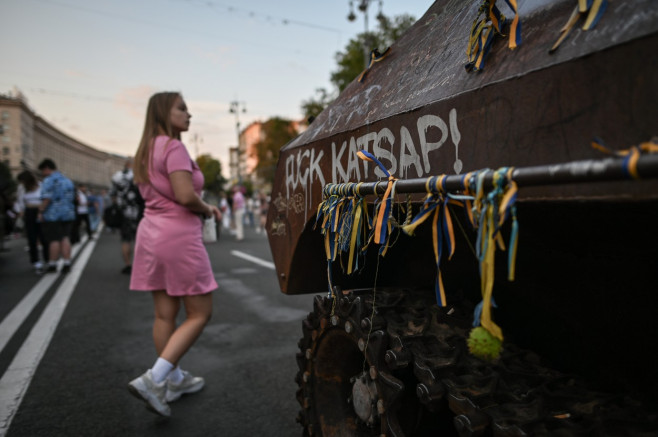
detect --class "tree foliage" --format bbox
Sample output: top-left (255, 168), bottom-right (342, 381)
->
top-left (301, 13), bottom-right (417, 119)
top-left (255, 117), bottom-right (298, 186)
top-left (196, 154), bottom-right (226, 196)
top-left (301, 88), bottom-right (336, 122)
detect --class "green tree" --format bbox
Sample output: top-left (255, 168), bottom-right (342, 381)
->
top-left (255, 117), bottom-right (299, 186)
top-left (301, 13), bottom-right (417, 120)
top-left (196, 154), bottom-right (226, 196)
top-left (301, 88), bottom-right (336, 122)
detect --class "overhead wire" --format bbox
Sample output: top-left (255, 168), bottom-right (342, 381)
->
top-left (24, 0), bottom-right (338, 56)
top-left (169, 0), bottom-right (343, 34)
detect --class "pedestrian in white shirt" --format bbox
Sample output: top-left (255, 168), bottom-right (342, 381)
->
top-left (16, 171), bottom-right (48, 274)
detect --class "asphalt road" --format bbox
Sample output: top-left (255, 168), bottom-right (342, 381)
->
top-left (0, 224), bottom-right (315, 437)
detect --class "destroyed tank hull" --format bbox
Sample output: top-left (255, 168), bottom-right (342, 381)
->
top-left (267, 0), bottom-right (658, 435)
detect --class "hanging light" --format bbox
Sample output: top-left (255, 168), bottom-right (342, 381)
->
top-left (347, 1), bottom-right (357, 21)
top-left (376, 0), bottom-right (385, 23)
top-left (358, 0), bottom-right (369, 12)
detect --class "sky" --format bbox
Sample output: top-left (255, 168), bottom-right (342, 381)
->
top-left (1, 0), bottom-right (432, 175)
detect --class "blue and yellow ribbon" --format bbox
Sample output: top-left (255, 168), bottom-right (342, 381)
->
top-left (400, 177), bottom-right (459, 307)
top-left (466, 0), bottom-right (522, 72)
top-left (468, 167), bottom-right (520, 341)
top-left (550, 0), bottom-right (608, 53)
top-left (357, 47), bottom-right (392, 83)
top-left (357, 150), bottom-right (396, 246)
top-left (315, 160), bottom-right (523, 341)
top-left (591, 137), bottom-right (658, 180)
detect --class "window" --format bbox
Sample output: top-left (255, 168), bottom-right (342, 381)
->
top-left (1, 111), bottom-right (8, 120)
top-left (2, 147), bottom-right (9, 155)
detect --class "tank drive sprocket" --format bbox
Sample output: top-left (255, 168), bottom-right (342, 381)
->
top-left (295, 288), bottom-right (658, 436)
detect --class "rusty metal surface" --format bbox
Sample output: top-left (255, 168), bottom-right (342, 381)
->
top-left (288, 0), bottom-right (658, 148)
top-left (267, 0), bottom-right (658, 294)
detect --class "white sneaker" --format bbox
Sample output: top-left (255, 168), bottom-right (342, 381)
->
top-left (128, 370), bottom-right (171, 417)
top-left (166, 370), bottom-right (205, 402)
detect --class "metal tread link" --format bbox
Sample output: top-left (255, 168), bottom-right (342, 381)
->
top-left (296, 288), bottom-right (658, 436)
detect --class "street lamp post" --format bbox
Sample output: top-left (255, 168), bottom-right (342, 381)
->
top-left (229, 100), bottom-right (247, 184)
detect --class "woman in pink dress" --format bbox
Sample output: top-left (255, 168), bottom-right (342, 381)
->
top-left (127, 92), bottom-right (221, 417)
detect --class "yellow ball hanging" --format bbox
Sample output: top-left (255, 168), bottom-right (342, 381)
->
top-left (467, 326), bottom-right (503, 361)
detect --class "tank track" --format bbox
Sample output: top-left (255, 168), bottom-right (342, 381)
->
top-left (296, 288), bottom-right (658, 436)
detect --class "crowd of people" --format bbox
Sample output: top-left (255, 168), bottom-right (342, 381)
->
top-left (218, 187), bottom-right (269, 241)
top-left (5, 159), bottom-right (109, 274)
top-left (2, 157), bottom-right (270, 277)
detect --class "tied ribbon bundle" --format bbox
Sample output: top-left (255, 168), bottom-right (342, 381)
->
top-left (358, 47), bottom-right (392, 83)
top-left (591, 137), bottom-right (658, 179)
top-left (315, 183), bottom-right (372, 295)
top-left (400, 176), bottom-right (458, 308)
top-left (468, 168), bottom-right (519, 341)
top-left (356, 150), bottom-right (397, 255)
top-left (550, 0), bottom-right (608, 53)
top-left (466, 0), bottom-right (522, 72)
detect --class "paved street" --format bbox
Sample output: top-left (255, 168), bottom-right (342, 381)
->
top-left (0, 225), bottom-right (314, 436)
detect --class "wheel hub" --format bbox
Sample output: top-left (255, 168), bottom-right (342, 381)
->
top-left (351, 371), bottom-right (378, 426)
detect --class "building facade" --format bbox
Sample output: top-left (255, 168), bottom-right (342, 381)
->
top-left (228, 119), bottom-right (307, 193)
top-left (0, 93), bottom-right (126, 188)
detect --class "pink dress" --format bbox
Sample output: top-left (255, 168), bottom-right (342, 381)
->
top-left (130, 136), bottom-right (217, 296)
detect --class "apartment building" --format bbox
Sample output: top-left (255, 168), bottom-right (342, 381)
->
top-left (0, 92), bottom-right (126, 188)
top-left (228, 119), bottom-right (307, 191)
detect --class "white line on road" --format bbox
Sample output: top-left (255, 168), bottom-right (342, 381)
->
top-left (0, 235), bottom-right (88, 356)
top-left (231, 250), bottom-right (275, 270)
top-left (0, 236), bottom-right (97, 436)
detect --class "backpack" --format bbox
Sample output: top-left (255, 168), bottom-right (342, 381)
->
top-left (103, 203), bottom-right (124, 228)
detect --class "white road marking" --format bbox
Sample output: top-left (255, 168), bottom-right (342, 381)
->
top-left (0, 236), bottom-right (97, 435)
top-left (231, 250), bottom-right (275, 270)
top-left (0, 235), bottom-right (88, 356)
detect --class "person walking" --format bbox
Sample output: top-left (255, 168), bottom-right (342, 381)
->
top-left (218, 191), bottom-right (231, 231)
top-left (127, 92), bottom-right (221, 417)
top-left (71, 184), bottom-right (93, 244)
top-left (15, 170), bottom-right (48, 274)
top-left (110, 159), bottom-right (144, 274)
top-left (87, 189), bottom-right (101, 232)
top-left (37, 159), bottom-right (75, 274)
top-left (231, 185), bottom-right (245, 241)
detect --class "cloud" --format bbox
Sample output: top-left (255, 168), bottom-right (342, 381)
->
top-left (114, 85), bottom-right (157, 119)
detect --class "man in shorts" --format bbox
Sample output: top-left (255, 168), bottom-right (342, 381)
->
top-left (110, 159), bottom-right (144, 274)
top-left (38, 158), bottom-right (76, 274)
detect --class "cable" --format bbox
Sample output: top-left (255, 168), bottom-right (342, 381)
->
top-left (24, 0), bottom-right (326, 56)
top-left (169, 0), bottom-right (342, 34)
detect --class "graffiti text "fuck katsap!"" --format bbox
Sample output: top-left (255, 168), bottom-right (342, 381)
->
top-left (285, 109), bottom-right (462, 200)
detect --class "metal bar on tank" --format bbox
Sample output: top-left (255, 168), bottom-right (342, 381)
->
top-left (322, 154), bottom-right (658, 196)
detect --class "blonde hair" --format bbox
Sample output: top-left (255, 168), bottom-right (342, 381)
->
top-left (133, 92), bottom-right (182, 184)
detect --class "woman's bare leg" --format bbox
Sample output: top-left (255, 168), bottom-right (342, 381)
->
top-left (152, 290), bottom-right (181, 355)
top-left (159, 293), bottom-right (212, 365)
